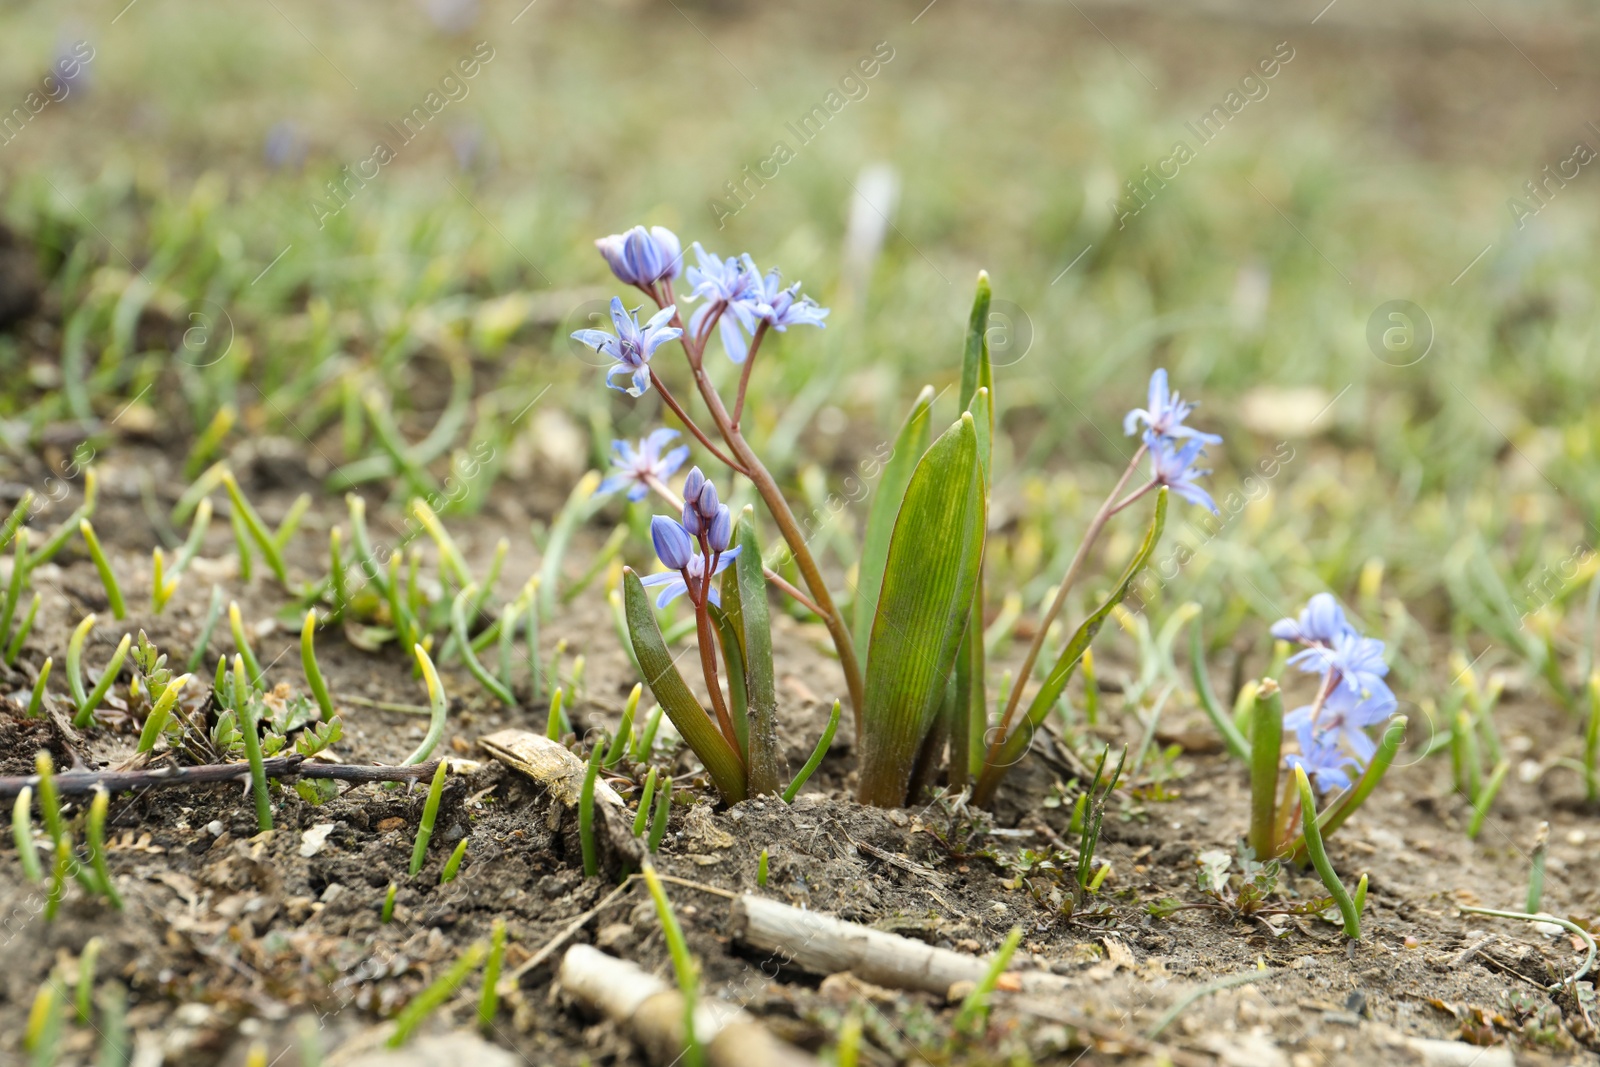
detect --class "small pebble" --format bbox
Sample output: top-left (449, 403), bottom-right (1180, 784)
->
top-left (206, 820), bottom-right (224, 836)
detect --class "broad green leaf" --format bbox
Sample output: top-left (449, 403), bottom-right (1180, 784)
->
top-left (958, 271), bottom-right (993, 420)
top-left (949, 385), bottom-right (993, 786)
top-left (975, 489), bottom-right (1168, 803)
top-left (853, 385), bottom-right (935, 665)
top-left (734, 508), bottom-right (787, 795)
top-left (858, 414), bottom-right (987, 808)
top-left (623, 569), bottom-right (746, 803)
top-left (708, 602), bottom-right (749, 756)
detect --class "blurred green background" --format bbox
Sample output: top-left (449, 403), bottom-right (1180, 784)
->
top-left (2, 0), bottom-right (1600, 700)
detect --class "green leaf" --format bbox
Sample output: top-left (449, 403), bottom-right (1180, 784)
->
top-left (734, 509), bottom-right (787, 795)
top-left (858, 413), bottom-right (987, 807)
top-left (623, 569), bottom-right (747, 803)
top-left (958, 270), bottom-right (993, 419)
top-left (708, 602), bottom-right (749, 756)
top-left (950, 385), bottom-right (993, 786)
top-left (853, 385), bottom-right (935, 665)
top-left (975, 489), bottom-right (1168, 803)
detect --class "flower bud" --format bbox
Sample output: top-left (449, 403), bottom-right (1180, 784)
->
top-left (681, 501), bottom-right (702, 537)
top-left (708, 504), bottom-right (732, 553)
top-left (650, 516), bottom-right (694, 571)
top-left (695, 478), bottom-right (719, 518)
top-left (682, 467), bottom-right (706, 508)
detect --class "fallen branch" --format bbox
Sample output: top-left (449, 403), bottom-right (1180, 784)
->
top-left (559, 944), bottom-right (817, 1067)
top-left (0, 755), bottom-right (443, 801)
top-left (729, 894), bottom-right (1068, 997)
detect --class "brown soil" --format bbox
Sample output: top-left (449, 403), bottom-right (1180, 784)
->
top-left (0, 442), bottom-right (1595, 1067)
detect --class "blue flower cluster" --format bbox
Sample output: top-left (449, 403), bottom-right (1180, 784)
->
top-left (640, 467), bottom-right (742, 608)
top-left (1271, 593), bottom-right (1397, 793)
top-left (1125, 369), bottom-right (1221, 513)
top-left (571, 225), bottom-right (827, 393)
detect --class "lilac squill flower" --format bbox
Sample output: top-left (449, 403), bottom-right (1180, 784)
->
top-left (596, 429), bottom-right (690, 502)
top-left (685, 243), bottom-right (759, 362)
top-left (595, 226), bottom-right (683, 290)
top-left (1123, 369), bottom-right (1223, 444)
top-left (650, 516), bottom-right (694, 571)
top-left (1285, 730), bottom-right (1360, 793)
top-left (638, 546), bottom-right (742, 608)
top-left (734, 256), bottom-right (829, 338)
top-left (570, 297), bottom-right (682, 397)
top-left (1284, 686), bottom-right (1395, 765)
top-left (1270, 593), bottom-right (1353, 647)
top-left (1148, 436), bottom-right (1218, 513)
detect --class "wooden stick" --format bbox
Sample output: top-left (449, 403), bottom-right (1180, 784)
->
top-left (559, 944), bottom-right (817, 1067)
top-left (729, 894), bottom-right (1068, 998)
top-left (0, 755), bottom-right (443, 800)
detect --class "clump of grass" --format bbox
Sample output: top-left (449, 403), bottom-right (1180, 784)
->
top-left (1294, 765), bottom-right (1362, 940)
top-left (451, 585), bottom-right (513, 705)
top-left (604, 684), bottom-right (641, 768)
top-left (479, 918), bottom-right (506, 1034)
top-left (6, 591), bottom-right (40, 666)
top-left (79, 520), bottom-right (125, 620)
top-left (24, 980), bottom-right (60, 1065)
top-left (86, 787), bottom-right (122, 909)
top-left (233, 655), bottom-right (273, 832)
top-left (757, 848), bottom-right (769, 888)
top-left (222, 470), bottom-right (288, 584)
top-left (545, 686), bottom-right (567, 741)
top-left (12, 785), bottom-right (42, 883)
top-left (387, 940), bottom-right (488, 1048)
top-left (381, 882), bottom-right (397, 923)
top-left (185, 584), bottom-right (227, 673)
top-left (301, 610), bottom-right (335, 720)
top-left (632, 766), bottom-right (659, 838)
top-left (579, 742), bottom-right (603, 878)
top-left (641, 861), bottom-right (704, 1067)
top-left (75, 937), bottom-right (103, 1022)
top-left (403, 644), bottom-right (448, 766)
top-left (136, 672), bottom-right (191, 754)
top-left (782, 699), bottom-right (841, 803)
top-left (228, 602), bottom-right (263, 686)
top-left (24, 658), bottom-right (50, 719)
top-left (952, 926), bottom-right (1022, 1036)
top-left (410, 759), bottom-right (449, 877)
top-left (440, 838), bottom-right (468, 883)
top-left (647, 776), bottom-right (672, 854)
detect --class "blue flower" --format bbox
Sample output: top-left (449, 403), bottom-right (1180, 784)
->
top-left (650, 515), bottom-right (694, 571)
top-left (1285, 729), bottom-right (1360, 793)
top-left (596, 429), bottom-right (690, 502)
top-left (1284, 686), bottom-right (1394, 765)
top-left (686, 244), bottom-right (759, 363)
top-left (707, 504), bottom-right (732, 552)
top-left (638, 544), bottom-right (742, 608)
top-left (595, 226), bottom-right (683, 289)
top-left (1149, 436), bottom-right (1217, 513)
top-left (737, 256), bottom-right (829, 331)
top-left (1288, 630), bottom-right (1393, 705)
top-left (1270, 593), bottom-right (1354, 647)
top-left (571, 297), bottom-right (683, 397)
top-left (1123, 369), bottom-right (1223, 444)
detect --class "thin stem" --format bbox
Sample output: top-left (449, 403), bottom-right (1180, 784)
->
top-left (732, 322), bottom-right (769, 429)
top-left (695, 605), bottom-right (743, 759)
top-left (988, 444), bottom-right (1147, 766)
top-left (649, 371), bottom-right (749, 477)
top-left (1108, 479), bottom-right (1157, 516)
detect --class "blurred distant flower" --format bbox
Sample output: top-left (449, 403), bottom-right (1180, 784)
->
top-left (1285, 729), bottom-right (1359, 793)
top-left (1285, 686), bottom-right (1393, 764)
top-left (1148, 436), bottom-right (1217, 513)
top-left (597, 429), bottom-right (689, 502)
top-left (418, 0), bottom-right (480, 33)
top-left (263, 121), bottom-right (306, 171)
top-left (686, 243), bottom-right (758, 362)
top-left (1270, 592), bottom-right (1353, 647)
top-left (596, 226), bottom-right (682, 290)
top-left (1124, 369), bottom-right (1222, 444)
top-left (570, 297), bottom-right (681, 397)
top-left (51, 38), bottom-right (93, 98)
top-left (447, 121), bottom-right (497, 174)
